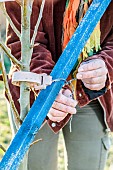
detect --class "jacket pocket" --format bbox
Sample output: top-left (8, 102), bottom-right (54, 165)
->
top-left (99, 135), bottom-right (111, 170)
top-left (102, 135), bottom-right (111, 150)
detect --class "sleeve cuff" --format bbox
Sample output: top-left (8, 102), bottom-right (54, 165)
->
top-left (47, 114), bottom-right (72, 133)
top-left (82, 83), bottom-right (107, 100)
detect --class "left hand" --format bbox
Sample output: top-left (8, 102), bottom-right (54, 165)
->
top-left (76, 59), bottom-right (108, 90)
top-left (47, 89), bottom-right (78, 122)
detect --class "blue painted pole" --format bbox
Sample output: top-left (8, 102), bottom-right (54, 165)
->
top-left (0, 0), bottom-right (111, 169)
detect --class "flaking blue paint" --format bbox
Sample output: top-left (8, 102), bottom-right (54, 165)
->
top-left (0, 0), bottom-right (111, 169)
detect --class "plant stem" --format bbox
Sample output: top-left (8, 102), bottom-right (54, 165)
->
top-left (0, 144), bottom-right (6, 153)
top-left (0, 52), bottom-right (22, 126)
top-left (0, 2), bottom-right (21, 39)
top-left (20, 0), bottom-right (33, 121)
top-left (31, 0), bottom-right (45, 47)
top-left (0, 41), bottom-right (22, 68)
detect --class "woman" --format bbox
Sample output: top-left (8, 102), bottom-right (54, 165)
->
top-left (5, 0), bottom-right (113, 169)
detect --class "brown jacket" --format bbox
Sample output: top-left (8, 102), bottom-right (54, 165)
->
top-left (5, 0), bottom-right (113, 133)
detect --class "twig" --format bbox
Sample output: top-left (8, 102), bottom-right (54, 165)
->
top-left (0, 52), bottom-right (22, 126)
top-left (0, 2), bottom-right (21, 39)
top-left (30, 138), bottom-right (42, 147)
top-left (30, 0), bottom-right (45, 47)
top-left (0, 144), bottom-right (6, 153)
top-left (0, 41), bottom-right (23, 69)
top-left (28, 0), bottom-right (34, 10)
top-left (15, 0), bottom-right (22, 6)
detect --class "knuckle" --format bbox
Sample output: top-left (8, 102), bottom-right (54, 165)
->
top-left (82, 73), bottom-right (87, 78)
top-left (84, 64), bottom-right (88, 70)
top-left (91, 59), bottom-right (98, 68)
top-left (64, 106), bottom-right (68, 113)
top-left (90, 78), bottom-right (95, 84)
top-left (91, 61), bottom-right (95, 68)
top-left (94, 70), bottom-right (98, 77)
top-left (87, 72), bottom-right (93, 78)
top-left (95, 77), bottom-right (101, 84)
top-left (65, 106), bottom-right (72, 113)
top-left (65, 98), bottom-right (69, 105)
top-left (52, 111), bottom-right (56, 117)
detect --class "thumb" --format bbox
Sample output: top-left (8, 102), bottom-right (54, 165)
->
top-left (62, 89), bottom-right (73, 99)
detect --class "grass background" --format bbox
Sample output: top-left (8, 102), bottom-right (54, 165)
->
top-left (0, 81), bottom-right (113, 170)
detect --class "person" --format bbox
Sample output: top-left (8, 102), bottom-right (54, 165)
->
top-left (5, 0), bottom-right (113, 170)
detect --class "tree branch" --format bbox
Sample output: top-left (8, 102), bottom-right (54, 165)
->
top-left (30, 0), bottom-right (45, 47)
top-left (0, 52), bottom-right (22, 126)
top-left (0, 2), bottom-right (21, 39)
top-left (0, 41), bottom-right (23, 69)
top-left (0, 144), bottom-right (6, 153)
top-left (15, 0), bottom-right (22, 6)
top-left (30, 139), bottom-right (42, 147)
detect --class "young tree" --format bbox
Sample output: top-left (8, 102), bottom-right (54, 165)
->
top-left (0, 0), bottom-right (45, 168)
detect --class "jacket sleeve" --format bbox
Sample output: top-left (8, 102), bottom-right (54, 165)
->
top-left (76, 25), bottom-right (113, 107)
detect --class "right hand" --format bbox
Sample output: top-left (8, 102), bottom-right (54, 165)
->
top-left (47, 89), bottom-right (78, 122)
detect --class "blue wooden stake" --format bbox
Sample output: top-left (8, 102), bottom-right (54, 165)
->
top-left (0, 0), bottom-right (111, 169)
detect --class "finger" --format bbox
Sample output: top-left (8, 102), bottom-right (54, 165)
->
top-left (49, 107), bottom-right (68, 117)
top-left (82, 75), bottom-right (107, 84)
top-left (55, 93), bottom-right (78, 108)
top-left (78, 59), bottom-right (105, 72)
top-left (77, 67), bottom-right (107, 79)
top-left (52, 101), bottom-right (77, 114)
top-left (83, 82), bottom-right (106, 90)
top-left (47, 115), bottom-right (65, 122)
top-left (47, 112), bottom-right (66, 122)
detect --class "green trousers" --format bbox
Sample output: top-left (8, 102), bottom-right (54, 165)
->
top-left (8, 100), bottom-right (111, 170)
